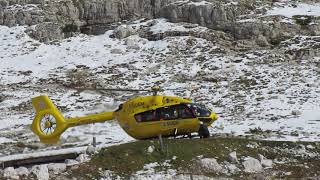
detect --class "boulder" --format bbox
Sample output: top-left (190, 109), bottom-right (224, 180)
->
top-left (226, 163), bottom-right (240, 174)
top-left (26, 22), bottom-right (64, 42)
top-left (255, 34), bottom-right (269, 47)
top-left (199, 158), bottom-right (223, 173)
top-left (257, 154), bottom-right (273, 168)
top-left (292, 110), bottom-right (302, 116)
top-left (147, 145), bottom-right (155, 154)
top-left (242, 157), bottom-right (263, 173)
top-left (110, 48), bottom-right (124, 54)
top-left (257, 154), bottom-right (264, 162)
top-left (76, 153), bottom-right (90, 163)
top-left (261, 159), bottom-right (273, 168)
top-left (47, 163), bottom-right (67, 174)
top-left (86, 144), bottom-right (96, 155)
top-left (65, 159), bottom-right (80, 166)
top-left (3, 167), bottom-right (19, 180)
top-left (125, 36), bottom-right (140, 50)
top-left (113, 25), bottom-right (135, 39)
top-left (15, 166), bottom-right (30, 177)
top-left (31, 165), bottom-right (49, 180)
top-left (228, 151), bottom-right (239, 163)
top-left (297, 144), bottom-right (306, 153)
top-left (306, 145), bottom-right (315, 149)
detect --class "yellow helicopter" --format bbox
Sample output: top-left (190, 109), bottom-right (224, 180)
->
top-left (31, 86), bottom-right (219, 144)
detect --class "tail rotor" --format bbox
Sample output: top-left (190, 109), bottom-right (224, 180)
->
top-left (31, 95), bottom-right (68, 144)
top-left (40, 114), bottom-right (57, 135)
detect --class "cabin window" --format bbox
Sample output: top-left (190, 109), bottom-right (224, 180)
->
top-left (156, 107), bottom-right (179, 120)
top-left (176, 105), bottom-right (195, 119)
top-left (134, 110), bottom-right (157, 122)
top-left (156, 104), bottom-right (195, 120)
top-left (135, 104), bottom-right (199, 123)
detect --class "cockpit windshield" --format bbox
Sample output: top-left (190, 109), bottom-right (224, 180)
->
top-left (186, 103), bottom-right (211, 117)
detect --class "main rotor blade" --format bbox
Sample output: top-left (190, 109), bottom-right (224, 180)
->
top-left (162, 88), bottom-right (184, 91)
top-left (75, 87), bottom-right (151, 92)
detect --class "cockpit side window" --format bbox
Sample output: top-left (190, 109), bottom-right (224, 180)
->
top-left (176, 104), bottom-right (195, 119)
top-left (156, 107), bottom-right (179, 120)
top-left (186, 103), bottom-right (211, 117)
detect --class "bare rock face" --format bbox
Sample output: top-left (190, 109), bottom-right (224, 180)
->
top-left (0, 1), bottom-right (44, 27)
top-left (158, 1), bottom-right (234, 29)
top-left (256, 34), bottom-right (269, 47)
top-left (158, 1), bottom-right (320, 46)
top-left (0, 0), bottom-right (179, 41)
top-left (26, 22), bottom-right (63, 42)
top-left (1, 0), bottom-right (319, 45)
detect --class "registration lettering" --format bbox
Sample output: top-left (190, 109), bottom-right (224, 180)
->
top-left (162, 121), bottom-right (178, 126)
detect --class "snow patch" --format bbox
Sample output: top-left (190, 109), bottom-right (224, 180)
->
top-left (266, 3), bottom-right (320, 18)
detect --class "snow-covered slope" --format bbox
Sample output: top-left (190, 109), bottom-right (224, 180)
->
top-left (0, 16), bottom-right (320, 157)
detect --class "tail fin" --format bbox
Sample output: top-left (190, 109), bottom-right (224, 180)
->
top-left (31, 95), bottom-right (115, 144)
top-left (31, 95), bottom-right (68, 144)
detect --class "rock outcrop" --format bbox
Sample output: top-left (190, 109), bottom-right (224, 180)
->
top-left (1, 0), bottom-right (319, 44)
top-left (0, 0), bottom-right (179, 41)
top-left (159, 0), bottom-right (320, 45)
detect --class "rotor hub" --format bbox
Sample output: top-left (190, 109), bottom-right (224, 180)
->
top-left (44, 120), bottom-right (52, 128)
top-left (40, 114), bottom-right (57, 135)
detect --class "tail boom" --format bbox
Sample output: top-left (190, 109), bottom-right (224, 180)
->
top-left (66, 112), bottom-right (115, 127)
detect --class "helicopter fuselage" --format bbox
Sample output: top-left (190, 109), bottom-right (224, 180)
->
top-left (114, 95), bottom-right (218, 139)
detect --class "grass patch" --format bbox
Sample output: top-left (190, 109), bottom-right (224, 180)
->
top-left (69, 137), bottom-right (320, 179)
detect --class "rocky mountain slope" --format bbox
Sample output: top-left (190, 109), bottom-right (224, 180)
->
top-left (2, 0), bottom-right (320, 43)
top-left (0, 0), bottom-right (320, 179)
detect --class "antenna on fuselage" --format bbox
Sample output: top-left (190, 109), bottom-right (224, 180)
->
top-left (151, 86), bottom-right (160, 96)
